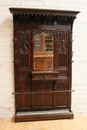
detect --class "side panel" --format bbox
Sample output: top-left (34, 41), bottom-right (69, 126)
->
top-left (15, 28), bottom-right (32, 112)
top-left (54, 26), bottom-right (71, 109)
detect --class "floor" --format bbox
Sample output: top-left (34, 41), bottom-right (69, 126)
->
top-left (0, 114), bottom-right (87, 130)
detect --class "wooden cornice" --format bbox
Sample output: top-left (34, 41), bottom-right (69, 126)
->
top-left (9, 8), bottom-right (80, 19)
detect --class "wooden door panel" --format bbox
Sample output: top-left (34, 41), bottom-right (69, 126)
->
top-left (57, 29), bottom-right (69, 67)
top-left (54, 82), bottom-right (69, 109)
top-left (16, 82), bottom-right (32, 112)
top-left (32, 82), bottom-right (53, 110)
top-left (54, 28), bottom-right (70, 68)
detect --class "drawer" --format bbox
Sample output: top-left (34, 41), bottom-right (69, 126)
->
top-left (32, 73), bottom-right (58, 81)
top-left (18, 72), bottom-right (31, 80)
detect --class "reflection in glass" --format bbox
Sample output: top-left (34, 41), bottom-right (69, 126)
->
top-left (34, 34), bottom-right (41, 51)
top-left (33, 32), bottom-right (54, 70)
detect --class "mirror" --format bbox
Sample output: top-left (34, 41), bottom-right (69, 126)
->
top-left (33, 32), bottom-right (54, 70)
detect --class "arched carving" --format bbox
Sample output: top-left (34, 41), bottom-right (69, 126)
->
top-left (57, 30), bottom-right (68, 55)
top-left (32, 29), bottom-right (55, 37)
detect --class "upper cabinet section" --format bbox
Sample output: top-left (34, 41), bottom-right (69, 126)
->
top-left (9, 8), bottom-right (80, 27)
top-left (9, 8), bottom-right (80, 70)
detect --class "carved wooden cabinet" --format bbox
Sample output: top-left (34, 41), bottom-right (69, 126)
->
top-left (9, 8), bottom-right (79, 122)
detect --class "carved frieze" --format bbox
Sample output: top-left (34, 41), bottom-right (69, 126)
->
top-left (32, 29), bottom-right (55, 37)
top-left (9, 8), bottom-right (80, 25)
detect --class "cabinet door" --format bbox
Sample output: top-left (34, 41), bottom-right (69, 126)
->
top-left (54, 27), bottom-right (71, 109)
top-left (15, 28), bottom-right (32, 112)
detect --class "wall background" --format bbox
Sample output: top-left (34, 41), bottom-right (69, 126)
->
top-left (0, 0), bottom-right (87, 118)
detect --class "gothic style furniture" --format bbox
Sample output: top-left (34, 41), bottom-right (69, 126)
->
top-left (9, 8), bottom-right (79, 122)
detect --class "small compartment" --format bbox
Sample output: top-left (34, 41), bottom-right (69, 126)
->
top-left (19, 73), bottom-right (29, 79)
top-left (18, 72), bottom-right (31, 80)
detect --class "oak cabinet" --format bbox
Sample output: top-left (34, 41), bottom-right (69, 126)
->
top-left (9, 8), bottom-right (79, 122)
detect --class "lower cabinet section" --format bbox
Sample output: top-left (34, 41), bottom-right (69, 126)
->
top-left (15, 77), bottom-right (73, 122)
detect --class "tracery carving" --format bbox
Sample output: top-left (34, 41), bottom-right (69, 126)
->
top-left (19, 30), bottom-right (29, 68)
top-left (32, 29), bottom-right (54, 37)
top-left (58, 31), bottom-right (67, 55)
top-left (19, 30), bottom-right (29, 55)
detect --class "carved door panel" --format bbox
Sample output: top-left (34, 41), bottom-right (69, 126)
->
top-left (54, 27), bottom-right (71, 109)
top-left (55, 28), bottom-right (70, 67)
top-left (34, 57), bottom-right (53, 69)
top-left (34, 57), bottom-right (42, 69)
top-left (15, 28), bottom-right (32, 112)
top-left (43, 57), bottom-right (53, 69)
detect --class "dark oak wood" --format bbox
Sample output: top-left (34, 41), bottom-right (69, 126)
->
top-left (9, 8), bottom-right (79, 122)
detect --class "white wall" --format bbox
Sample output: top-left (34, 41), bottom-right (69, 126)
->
top-left (0, 0), bottom-right (87, 118)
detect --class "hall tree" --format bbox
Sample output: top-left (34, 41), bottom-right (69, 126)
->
top-left (9, 8), bottom-right (79, 122)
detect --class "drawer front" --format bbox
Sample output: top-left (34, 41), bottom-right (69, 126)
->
top-left (32, 73), bottom-right (58, 80)
top-left (18, 72), bottom-right (31, 81)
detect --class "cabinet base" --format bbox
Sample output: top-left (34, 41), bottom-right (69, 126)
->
top-left (15, 109), bottom-right (74, 122)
